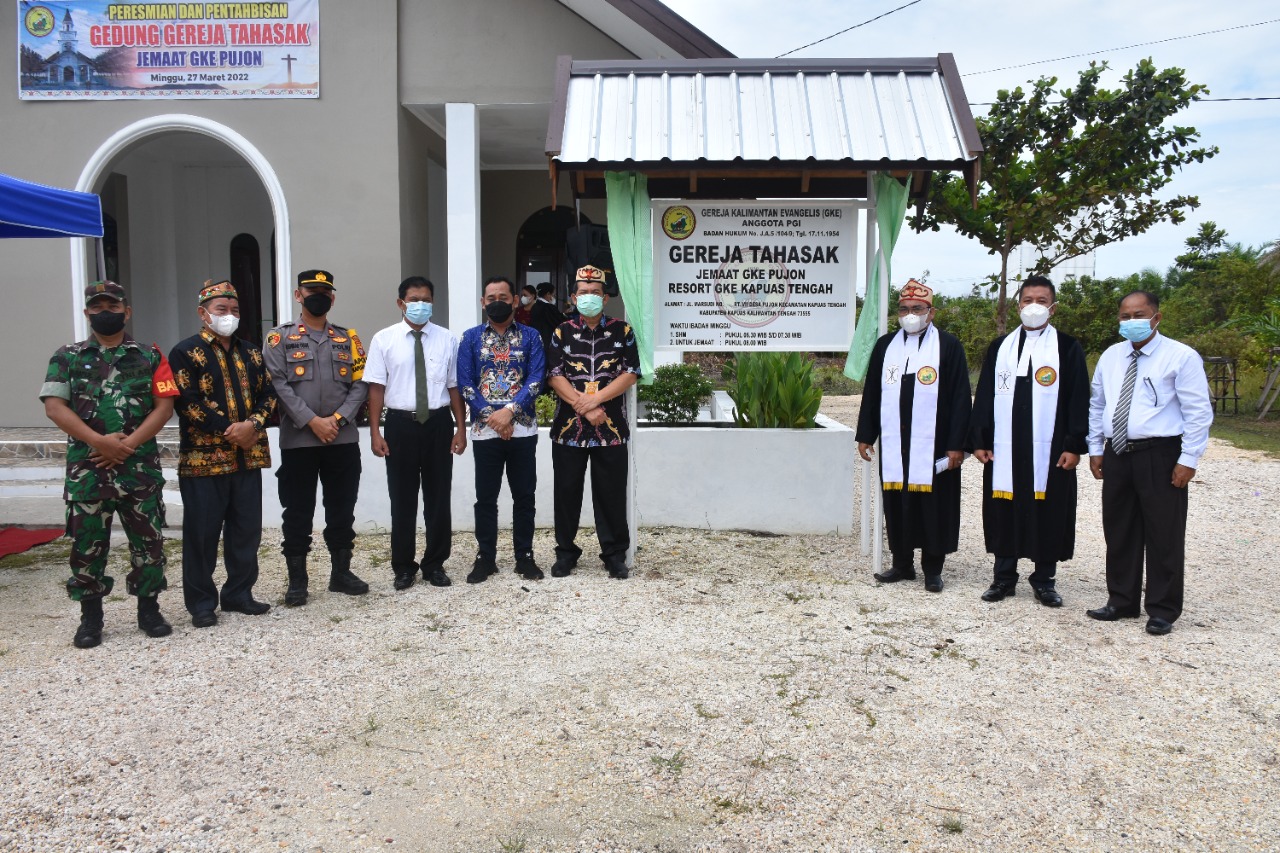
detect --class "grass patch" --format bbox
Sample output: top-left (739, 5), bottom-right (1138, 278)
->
top-left (0, 541), bottom-right (71, 571)
top-left (1210, 413), bottom-right (1280, 457)
top-left (712, 796), bottom-right (756, 815)
top-left (942, 815), bottom-right (964, 834)
top-left (497, 837), bottom-right (527, 853)
top-left (694, 703), bottom-right (722, 720)
top-left (783, 591), bottom-right (812, 603)
top-left (651, 748), bottom-right (686, 780)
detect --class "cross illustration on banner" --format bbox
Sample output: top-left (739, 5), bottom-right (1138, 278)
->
top-left (282, 54), bottom-right (297, 85)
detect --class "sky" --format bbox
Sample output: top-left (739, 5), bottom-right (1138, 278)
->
top-left (662, 0), bottom-right (1280, 295)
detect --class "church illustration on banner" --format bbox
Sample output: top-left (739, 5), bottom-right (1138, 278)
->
top-left (19, 7), bottom-right (107, 90)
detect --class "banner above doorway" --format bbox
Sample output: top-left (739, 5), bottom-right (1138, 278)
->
top-left (18, 0), bottom-right (320, 100)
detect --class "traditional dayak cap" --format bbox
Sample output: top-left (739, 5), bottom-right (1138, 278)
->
top-left (298, 269), bottom-right (335, 289)
top-left (84, 280), bottom-right (125, 306)
top-left (575, 265), bottom-right (606, 285)
top-left (198, 279), bottom-right (238, 305)
top-left (899, 278), bottom-right (934, 305)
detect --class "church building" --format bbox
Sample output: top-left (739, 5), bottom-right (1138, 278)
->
top-left (1, 0), bottom-right (730, 426)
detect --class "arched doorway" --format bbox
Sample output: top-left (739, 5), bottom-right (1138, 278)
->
top-left (71, 115), bottom-right (290, 343)
top-left (515, 206), bottom-right (592, 309)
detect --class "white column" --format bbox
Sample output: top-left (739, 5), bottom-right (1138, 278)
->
top-left (445, 102), bottom-right (481, 333)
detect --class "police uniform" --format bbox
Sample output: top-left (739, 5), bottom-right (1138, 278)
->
top-left (264, 269), bottom-right (369, 604)
top-left (40, 280), bottom-right (180, 647)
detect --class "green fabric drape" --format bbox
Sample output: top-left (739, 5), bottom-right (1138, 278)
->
top-left (845, 173), bottom-right (910, 381)
top-left (604, 171), bottom-right (655, 384)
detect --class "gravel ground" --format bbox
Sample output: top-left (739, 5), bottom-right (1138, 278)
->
top-left (1, 397), bottom-right (1278, 852)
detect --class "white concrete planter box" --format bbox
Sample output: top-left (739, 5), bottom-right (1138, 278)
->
top-left (632, 413), bottom-right (855, 536)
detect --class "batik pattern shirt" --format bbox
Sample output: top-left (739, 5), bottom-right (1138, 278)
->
top-left (457, 322), bottom-right (545, 440)
top-left (546, 316), bottom-right (642, 447)
top-left (40, 337), bottom-right (179, 501)
top-left (169, 329), bottom-right (276, 477)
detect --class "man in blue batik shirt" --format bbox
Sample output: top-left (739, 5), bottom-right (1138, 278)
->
top-left (457, 276), bottom-right (547, 583)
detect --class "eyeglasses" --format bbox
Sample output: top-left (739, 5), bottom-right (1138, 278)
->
top-left (896, 305), bottom-right (931, 316)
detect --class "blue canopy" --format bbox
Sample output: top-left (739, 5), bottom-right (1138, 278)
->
top-left (0, 172), bottom-right (103, 239)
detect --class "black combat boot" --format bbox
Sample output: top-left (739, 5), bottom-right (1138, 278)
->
top-left (284, 555), bottom-right (309, 606)
top-left (136, 595), bottom-right (172, 638)
top-left (328, 549), bottom-right (368, 596)
top-left (73, 597), bottom-right (104, 649)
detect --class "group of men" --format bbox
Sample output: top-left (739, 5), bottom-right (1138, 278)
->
top-left (41, 265), bottom-right (1212, 647)
top-left (42, 264), bottom-right (640, 647)
top-left (856, 277), bottom-right (1214, 636)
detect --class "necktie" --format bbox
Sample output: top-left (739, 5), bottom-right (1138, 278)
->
top-left (1111, 350), bottom-right (1140, 453)
top-left (411, 329), bottom-right (429, 424)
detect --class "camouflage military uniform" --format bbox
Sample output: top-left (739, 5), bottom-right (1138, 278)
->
top-left (40, 337), bottom-right (180, 601)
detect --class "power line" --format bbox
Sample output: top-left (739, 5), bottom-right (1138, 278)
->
top-left (776, 0), bottom-right (924, 58)
top-left (968, 96), bottom-right (1280, 106)
top-left (966, 18), bottom-right (1280, 75)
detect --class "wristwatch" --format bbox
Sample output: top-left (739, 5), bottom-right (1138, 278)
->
top-left (333, 412), bottom-right (345, 426)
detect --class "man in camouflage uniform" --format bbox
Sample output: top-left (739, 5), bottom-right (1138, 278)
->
top-left (264, 269), bottom-right (369, 605)
top-left (169, 280), bottom-right (277, 627)
top-left (40, 280), bottom-right (180, 648)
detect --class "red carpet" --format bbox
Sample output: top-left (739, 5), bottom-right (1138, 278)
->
top-left (0, 527), bottom-right (64, 559)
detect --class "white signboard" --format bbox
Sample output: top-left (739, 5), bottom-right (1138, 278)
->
top-left (652, 200), bottom-right (856, 351)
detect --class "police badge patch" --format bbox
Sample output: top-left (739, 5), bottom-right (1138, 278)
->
top-left (266, 331), bottom-right (281, 348)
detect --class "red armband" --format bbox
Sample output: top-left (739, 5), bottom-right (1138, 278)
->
top-left (152, 349), bottom-right (179, 398)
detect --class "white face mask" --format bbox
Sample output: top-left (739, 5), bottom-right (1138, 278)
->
top-left (520, 295), bottom-right (534, 306)
top-left (205, 313), bottom-right (240, 337)
top-left (899, 313), bottom-right (928, 335)
top-left (1020, 303), bottom-right (1052, 329)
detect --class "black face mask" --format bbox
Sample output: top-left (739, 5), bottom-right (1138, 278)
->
top-left (302, 292), bottom-right (333, 316)
top-left (485, 301), bottom-right (514, 323)
top-left (89, 311), bottom-right (127, 336)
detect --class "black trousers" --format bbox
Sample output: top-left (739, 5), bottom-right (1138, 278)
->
top-left (277, 442), bottom-right (362, 558)
top-left (552, 442), bottom-right (629, 564)
top-left (180, 470), bottom-right (262, 615)
top-left (993, 556), bottom-right (1056, 588)
top-left (385, 409), bottom-right (454, 575)
top-left (891, 549), bottom-right (945, 577)
top-left (1101, 438), bottom-right (1187, 622)
top-left (473, 435), bottom-right (537, 560)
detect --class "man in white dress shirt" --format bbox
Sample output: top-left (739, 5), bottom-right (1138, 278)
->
top-left (1086, 290), bottom-right (1213, 635)
top-left (363, 277), bottom-right (468, 589)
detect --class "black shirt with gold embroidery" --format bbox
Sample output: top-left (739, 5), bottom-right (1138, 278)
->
top-left (168, 329), bottom-right (276, 477)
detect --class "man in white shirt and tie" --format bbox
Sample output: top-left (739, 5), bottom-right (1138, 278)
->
top-left (1086, 290), bottom-right (1213, 635)
top-left (364, 277), bottom-right (468, 590)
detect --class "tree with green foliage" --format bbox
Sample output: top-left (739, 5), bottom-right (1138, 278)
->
top-left (912, 59), bottom-right (1218, 334)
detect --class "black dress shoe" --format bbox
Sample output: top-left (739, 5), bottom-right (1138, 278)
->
top-left (426, 568), bottom-right (452, 587)
top-left (550, 558), bottom-right (576, 578)
top-left (1032, 586), bottom-right (1063, 608)
top-left (924, 575), bottom-right (944, 593)
top-left (467, 555), bottom-right (498, 584)
top-left (981, 583), bottom-right (1016, 602)
top-left (222, 598), bottom-right (271, 616)
top-left (1086, 604), bottom-right (1140, 621)
top-left (393, 571), bottom-right (417, 590)
top-left (191, 610), bottom-right (218, 628)
top-left (1146, 617), bottom-right (1173, 636)
top-left (606, 560), bottom-right (629, 580)
top-left (873, 567), bottom-right (916, 583)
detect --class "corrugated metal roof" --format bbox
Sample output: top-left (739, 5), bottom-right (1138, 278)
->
top-left (548, 56), bottom-right (981, 169)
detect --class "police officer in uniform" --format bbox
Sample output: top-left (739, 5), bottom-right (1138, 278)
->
top-left (40, 281), bottom-right (180, 647)
top-left (265, 269), bottom-right (370, 605)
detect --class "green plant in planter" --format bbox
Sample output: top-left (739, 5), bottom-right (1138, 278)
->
top-left (727, 352), bottom-right (823, 428)
top-left (637, 363), bottom-right (714, 424)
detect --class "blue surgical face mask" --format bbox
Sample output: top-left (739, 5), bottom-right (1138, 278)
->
top-left (1118, 318), bottom-right (1155, 342)
top-left (576, 293), bottom-right (604, 317)
top-left (404, 301), bottom-right (432, 325)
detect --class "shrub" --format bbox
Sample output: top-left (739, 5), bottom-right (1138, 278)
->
top-left (535, 393), bottom-right (556, 426)
top-left (638, 363), bottom-right (714, 424)
top-left (727, 352), bottom-right (823, 428)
